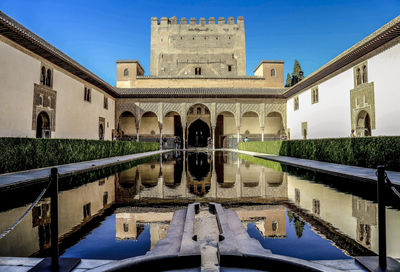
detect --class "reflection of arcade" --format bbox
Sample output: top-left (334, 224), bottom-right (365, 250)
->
top-left (115, 154), bottom-right (184, 202)
top-left (32, 201), bottom-right (51, 250)
top-left (116, 209), bottom-right (173, 250)
top-left (187, 152), bottom-right (212, 196)
top-left (235, 205), bottom-right (286, 238)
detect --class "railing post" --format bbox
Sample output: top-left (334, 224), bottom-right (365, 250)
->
top-left (377, 165), bottom-right (387, 270)
top-left (50, 167), bottom-right (59, 270)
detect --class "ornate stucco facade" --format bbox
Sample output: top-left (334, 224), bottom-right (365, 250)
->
top-left (0, 12), bottom-right (400, 143)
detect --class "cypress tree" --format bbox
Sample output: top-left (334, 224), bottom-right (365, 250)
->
top-left (285, 73), bottom-right (292, 87)
top-left (291, 59), bottom-right (304, 86)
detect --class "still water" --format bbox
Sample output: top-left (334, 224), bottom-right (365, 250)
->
top-left (0, 151), bottom-right (399, 261)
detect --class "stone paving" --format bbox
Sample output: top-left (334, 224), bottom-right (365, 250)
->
top-left (233, 149), bottom-right (400, 186)
top-left (0, 149), bottom-right (169, 191)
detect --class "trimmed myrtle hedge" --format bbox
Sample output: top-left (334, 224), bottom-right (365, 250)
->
top-left (238, 136), bottom-right (400, 171)
top-left (0, 138), bottom-right (159, 174)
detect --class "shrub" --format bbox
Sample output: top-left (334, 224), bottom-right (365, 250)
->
top-left (0, 138), bottom-right (159, 174)
top-left (238, 136), bottom-right (400, 171)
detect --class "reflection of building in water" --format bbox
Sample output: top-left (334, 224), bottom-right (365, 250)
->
top-left (287, 174), bottom-right (400, 258)
top-left (187, 152), bottom-right (212, 196)
top-left (234, 205), bottom-right (286, 238)
top-left (352, 197), bottom-right (377, 248)
top-left (116, 210), bottom-right (173, 250)
top-left (115, 151), bottom-right (288, 201)
top-left (0, 175), bottom-right (115, 257)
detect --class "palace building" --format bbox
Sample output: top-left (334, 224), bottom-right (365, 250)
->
top-left (1, 12), bottom-right (400, 146)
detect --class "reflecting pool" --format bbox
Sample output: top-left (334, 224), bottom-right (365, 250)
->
top-left (0, 151), bottom-right (399, 261)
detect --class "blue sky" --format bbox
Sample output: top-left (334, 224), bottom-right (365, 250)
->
top-left (1, 0), bottom-right (399, 86)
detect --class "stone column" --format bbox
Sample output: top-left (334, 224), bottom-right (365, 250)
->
top-left (159, 123), bottom-right (163, 149)
top-left (212, 126), bottom-right (216, 149)
top-left (136, 123), bottom-right (140, 142)
top-left (236, 127), bottom-right (241, 144)
top-left (261, 127), bottom-right (265, 142)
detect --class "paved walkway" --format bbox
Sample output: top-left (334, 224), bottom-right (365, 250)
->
top-left (234, 149), bottom-right (400, 186)
top-left (0, 149), bottom-right (169, 191)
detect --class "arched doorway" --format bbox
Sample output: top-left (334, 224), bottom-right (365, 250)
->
top-left (188, 119), bottom-right (210, 147)
top-left (164, 111), bottom-right (183, 148)
top-left (356, 110), bottom-right (371, 137)
top-left (118, 111), bottom-right (137, 140)
top-left (215, 111), bottom-right (236, 148)
top-left (139, 111), bottom-right (159, 142)
top-left (186, 104), bottom-right (211, 148)
top-left (265, 112), bottom-right (284, 140)
top-left (36, 111), bottom-right (50, 138)
top-left (241, 111), bottom-right (260, 141)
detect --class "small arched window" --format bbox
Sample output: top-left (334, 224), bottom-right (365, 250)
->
top-left (46, 69), bottom-right (51, 87)
top-left (271, 69), bottom-right (276, 77)
top-left (356, 68), bottom-right (361, 85)
top-left (362, 65), bottom-right (368, 83)
top-left (41, 66), bottom-right (46, 84)
top-left (124, 68), bottom-right (129, 77)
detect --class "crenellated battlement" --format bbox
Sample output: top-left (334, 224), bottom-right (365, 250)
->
top-left (151, 16), bottom-right (244, 26)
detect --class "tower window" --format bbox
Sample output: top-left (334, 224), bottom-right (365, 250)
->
top-left (46, 69), bottom-right (52, 87)
top-left (271, 69), bottom-right (276, 77)
top-left (40, 66), bottom-right (46, 85)
top-left (362, 65), bottom-right (368, 83)
top-left (84, 87), bottom-right (91, 102)
top-left (228, 65), bottom-right (232, 72)
top-left (104, 96), bottom-right (108, 109)
top-left (123, 68), bottom-right (129, 77)
top-left (195, 67), bottom-right (201, 75)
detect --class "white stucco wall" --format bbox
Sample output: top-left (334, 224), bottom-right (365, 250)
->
top-left (0, 37), bottom-right (115, 140)
top-left (287, 42), bottom-right (400, 139)
top-left (369, 42), bottom-right (400, 135)
top-left (0, 38), bottom-right (39, 137)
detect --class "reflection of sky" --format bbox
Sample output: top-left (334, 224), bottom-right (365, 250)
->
top-left (247, 213), bottom-right (350, 260)
top-left (61, 214), bottom-right (150, 260)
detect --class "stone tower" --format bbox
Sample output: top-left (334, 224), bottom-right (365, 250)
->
top-left (150, 16), bottom-right (246, 77)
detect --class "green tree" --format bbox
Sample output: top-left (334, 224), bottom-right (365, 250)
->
top-left (285, 73), bottom-right (292, 87)
top-left (291, 59), bottom-right (304, 86)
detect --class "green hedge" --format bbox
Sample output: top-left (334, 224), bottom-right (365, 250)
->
top-left (238, 136), bottom-right (400, 171)
top-left (0, 138), bottom-right (159, 174)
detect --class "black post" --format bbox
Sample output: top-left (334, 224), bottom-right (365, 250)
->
top-left (50, 167), bottom-right (59, 270)
top-left (377, 165), bottom-right (387, 270)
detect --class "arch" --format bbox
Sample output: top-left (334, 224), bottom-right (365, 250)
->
top-left (240, 111), bottom-right (261, 140)
top-left (186, 104), bottom-right (211, 148)
top-left (356, 68), bottom-right (361, 85)
top-left (124, 68), bottom-right (129, 77)
top-left (46, 69), bottom-right (51, 87)
top-left (215, 111), bottom-right (236, 148)
top-left (163, 111), bottom-right (183, 148)
top-left (265, 112), bottom-right (284, 139)
top-left (41, 66), bottom-right (46, 85)
top-left (118, 111), bottom-right (137, 140)
top-left (36, 111), bottom-right (50, 138)
top-left (271, 68), bottom-right (276, 77)
top-left (362, 65), bottom-right (368, 83)
top-left (356, 110), bottom-right (371, 137)
top-left (139, 111), bottom-right (159, 141)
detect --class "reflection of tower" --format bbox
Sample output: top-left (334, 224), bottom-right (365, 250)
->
top-left (352, 197), bottom-right (377, 248)
top-left (235, 206), bottom-right (287, 238)
top-left (115, 210), bottom-right (173, 248)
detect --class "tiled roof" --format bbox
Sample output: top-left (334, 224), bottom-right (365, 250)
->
top-left (115, 88), bottom-right (286, 98)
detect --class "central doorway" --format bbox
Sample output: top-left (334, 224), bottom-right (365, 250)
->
top-left (188, 119), bottom-right (210, 147)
